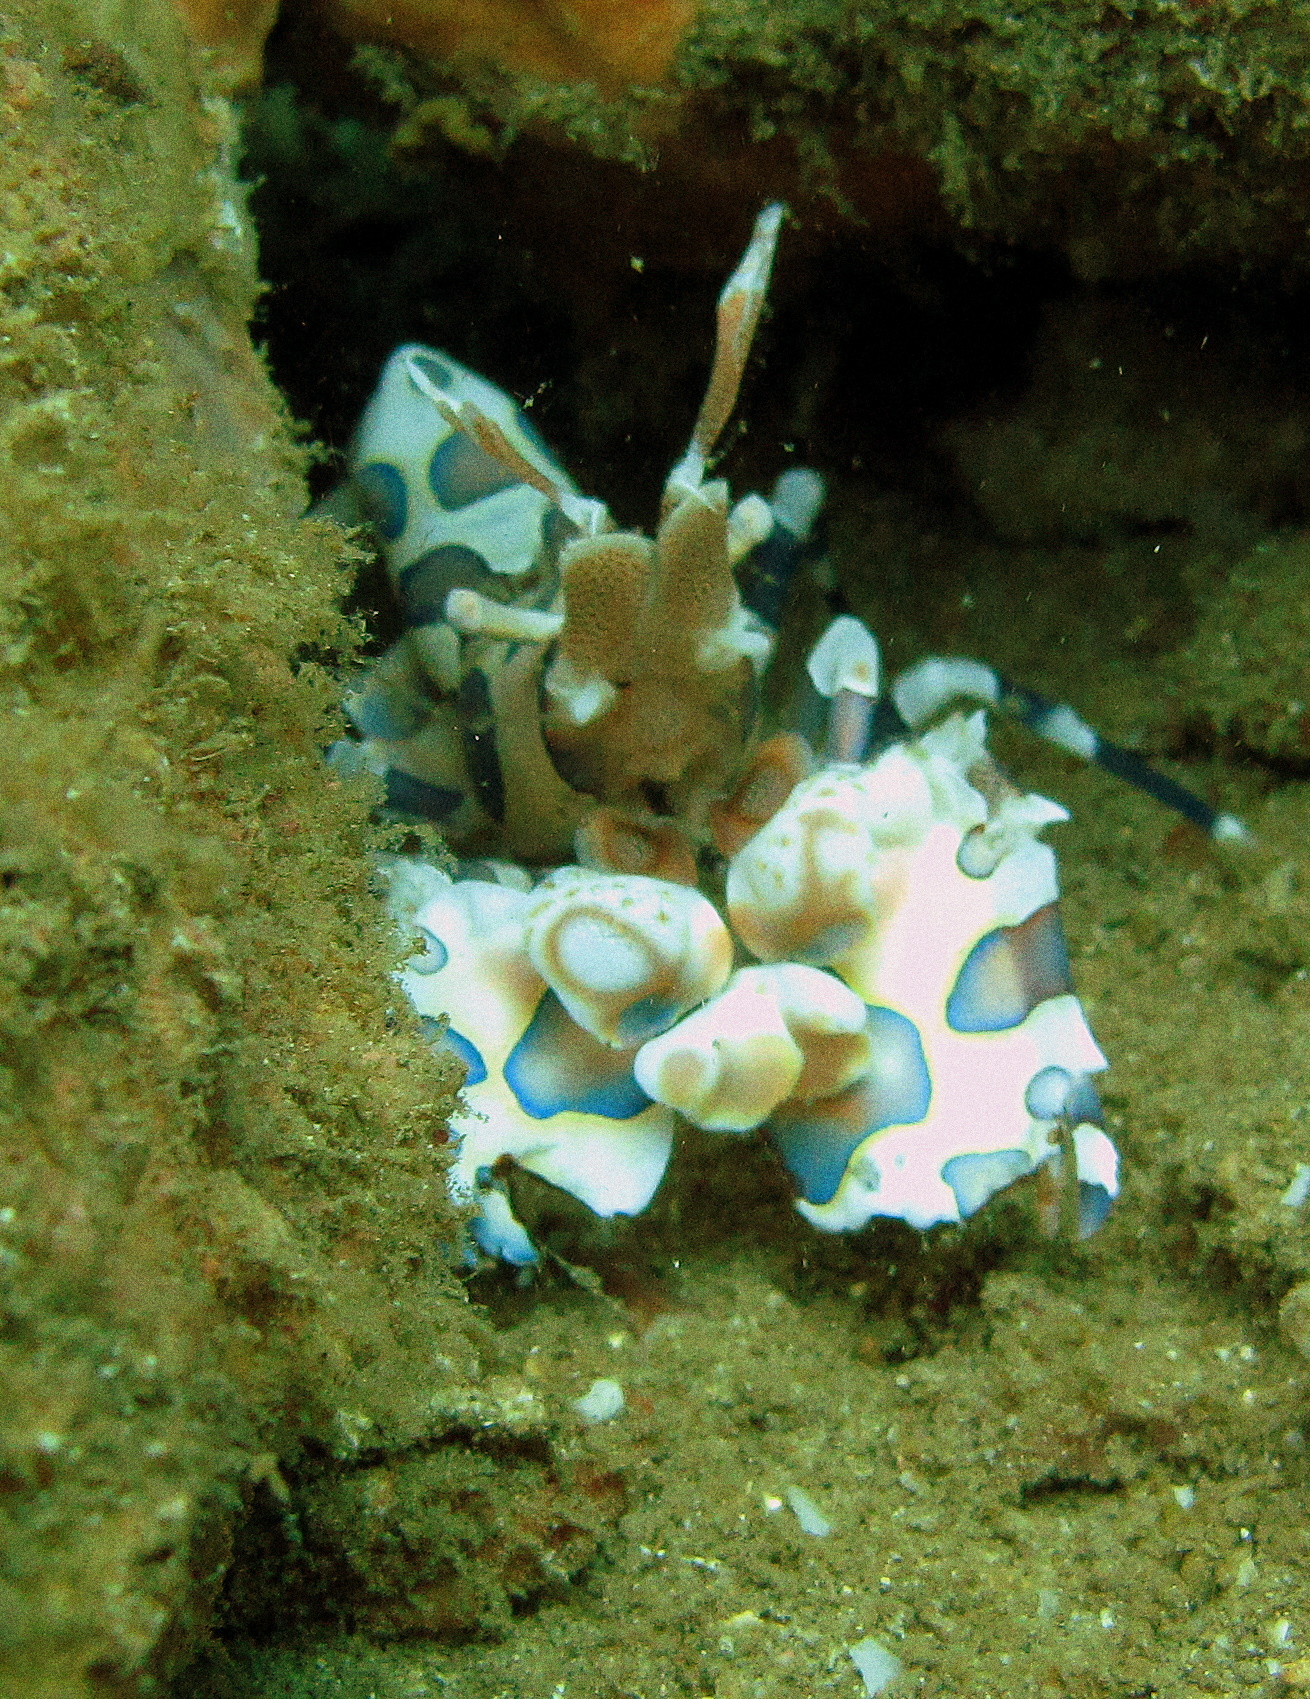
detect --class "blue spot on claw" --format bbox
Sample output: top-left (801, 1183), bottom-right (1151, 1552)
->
top-left (505, 992), bottom-right (652, 1120)
top-left (383, 769), bottom-right (465, 822)
top-left (1078, 1182), bottom-right (1113, 1237)
top-left (398, 544), bottom-right (498, 629)
top-left (1024, 1065), bottom-right (1072, 1120)
top-left (942, 1148), bottom-right (1031, 1217)
top-left (946, 904), bottom-right (1073, 1033)
top-left (614, 995), bottom-right (682, 1048)
top-left (356, 461), bottom-right (408, 541)
top-left (1065, 1074), bottom-right (1104, 1126)
top-left (429, 434), bottom-right (520, 510)
top-left (409, 934), bottom-right (449, 973)
top-left (766, 1005), bottom-right (931, 1205)
top-left (417, 1016), bottom-right (488, 1085)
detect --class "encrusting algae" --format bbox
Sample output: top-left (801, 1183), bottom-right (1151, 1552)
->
top-left (0, 0), bottom-right (590, 1689)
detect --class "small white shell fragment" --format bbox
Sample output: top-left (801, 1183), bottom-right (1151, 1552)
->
top-left (1282, 1164), bottom-right (1310, 1208)
top-left (849, 1636), bottom-right (903, 1695)
top-left (1172, 1483), bottom-right (1196, 1510)
top-left (573, 1378), bottom-right (625, 1423)
top-left (783, 1484), bottom-right (832, 1536)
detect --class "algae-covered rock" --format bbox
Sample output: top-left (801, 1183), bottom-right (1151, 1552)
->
top-left (258, 0), bottom-right (1310, 277)
top-left (0, 0), bottom-right (510, 1691)
top-left (686, 0), bottom-right (1310, 275)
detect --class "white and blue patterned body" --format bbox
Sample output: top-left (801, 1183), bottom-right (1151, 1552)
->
top-left (385, 688), bottom-right (1117, 1264)
top-left (331, 344), bottom-right (587, 842)
top-left (398, 876), bottom-right (676, 1266)
top-left (393, 865), bottom-right (734, 1264)
top-left (329, 206), bottom-right (821, 864)
top-left (351, 342), bottom-right (578, 587)
top-left (337, 207), bottom-right (1138, 1264)
top-left (717, 711), bottom-right (1115, 1235)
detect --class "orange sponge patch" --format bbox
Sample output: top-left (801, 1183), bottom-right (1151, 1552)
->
top-left (325, 0), bottom-right (700, 89)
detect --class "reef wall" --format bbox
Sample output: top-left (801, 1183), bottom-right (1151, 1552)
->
top-left (0, 0), bottom-right (583, 1690)
top-left (240, 0), bottom-right (1310, 279)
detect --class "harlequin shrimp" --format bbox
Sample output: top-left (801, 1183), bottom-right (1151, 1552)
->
top-left (327, 205), bottom-right (1248, 1266)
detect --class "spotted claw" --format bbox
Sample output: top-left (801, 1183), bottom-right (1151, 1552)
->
top-left (634, 963), bottom-right (871, 1132)
top-left (524, 868), bottom-right (733, 1048)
